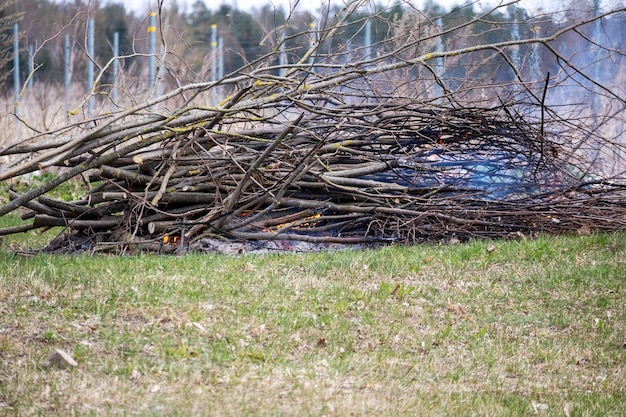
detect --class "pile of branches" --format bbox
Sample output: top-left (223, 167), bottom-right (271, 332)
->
top-left (2, 96), bottom-right (626, 253)
top-left (3, 0), bottom-right (626, 253)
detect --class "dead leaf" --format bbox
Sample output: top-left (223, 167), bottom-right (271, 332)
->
top-left (576, 252), bottom-right (584, 265)
top-left (577, 224), bottom-right (591, 236)
top-left (243, 262), bottom-right (257, 272)
top-left (531, 401), bottom-right (549, 413)
top-left (390, 284), bottom-right (400, 297)
top-left (186, 322), bottom-right (206, 333)
top-left (446, 304), bottom-right (467, 319)
top-left (249, 324), bottom-right (266, 338)
top-left (576, 349), bottom-right (593, 365)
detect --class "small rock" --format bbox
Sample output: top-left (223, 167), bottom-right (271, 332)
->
top-left (41, 348), bottom-right (78, 369)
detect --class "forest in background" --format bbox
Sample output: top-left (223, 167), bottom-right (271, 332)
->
top-left (2, 0), bottom-right (625, 94)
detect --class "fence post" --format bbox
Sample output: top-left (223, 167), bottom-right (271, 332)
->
top-left (308, 22), bottom-right (316, 68)
top-left (13, 23), bottom-right (19, 107)
top-left (209, 24), bottom-right (217, 104)
top-left (592, 0), bottom-right (601, 118)
top-left (529, 25), bottom-right (541, 82)
top-left (148, 12), bottom-right (156, 89)
top-left (590, 0), bottom-right (602, 167)
top-left (279, 32), bottom-right (287, 77)
top-left (364, 18), bottom-right (371, 60)
top-left (13, 23), bottom-right (19, 140)
top-left (28, 44), bottom-right (34, 89)
top-left (510, 8), bottom-right (520, 73)
top-left (113, 31), bottom-right (119, 106)
top-left (65, 33), bottom-right (70, 122)
top-left (87, 17), bottom-right (94, 118)
top-left (211, 23), bottom-right (217, 83)
top-left (218, 36), bottom-right (224, 80)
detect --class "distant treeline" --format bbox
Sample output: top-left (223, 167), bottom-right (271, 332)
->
top-left (1, 0), bottom-right (624, 91)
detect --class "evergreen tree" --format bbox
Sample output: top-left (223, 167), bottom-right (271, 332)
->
top-left (98, 2), bottom-right (132, 83)
top-left (0, 0), bottom-right (21, 91)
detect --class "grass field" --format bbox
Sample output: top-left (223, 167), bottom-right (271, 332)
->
top-left (1, 213), bottom-right (626, 416)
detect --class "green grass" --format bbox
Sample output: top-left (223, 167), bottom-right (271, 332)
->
top-left (1, 214), bottom-right (626, 415)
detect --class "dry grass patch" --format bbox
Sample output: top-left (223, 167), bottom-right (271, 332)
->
top-left (1, 232), bottom-right (625, 416)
